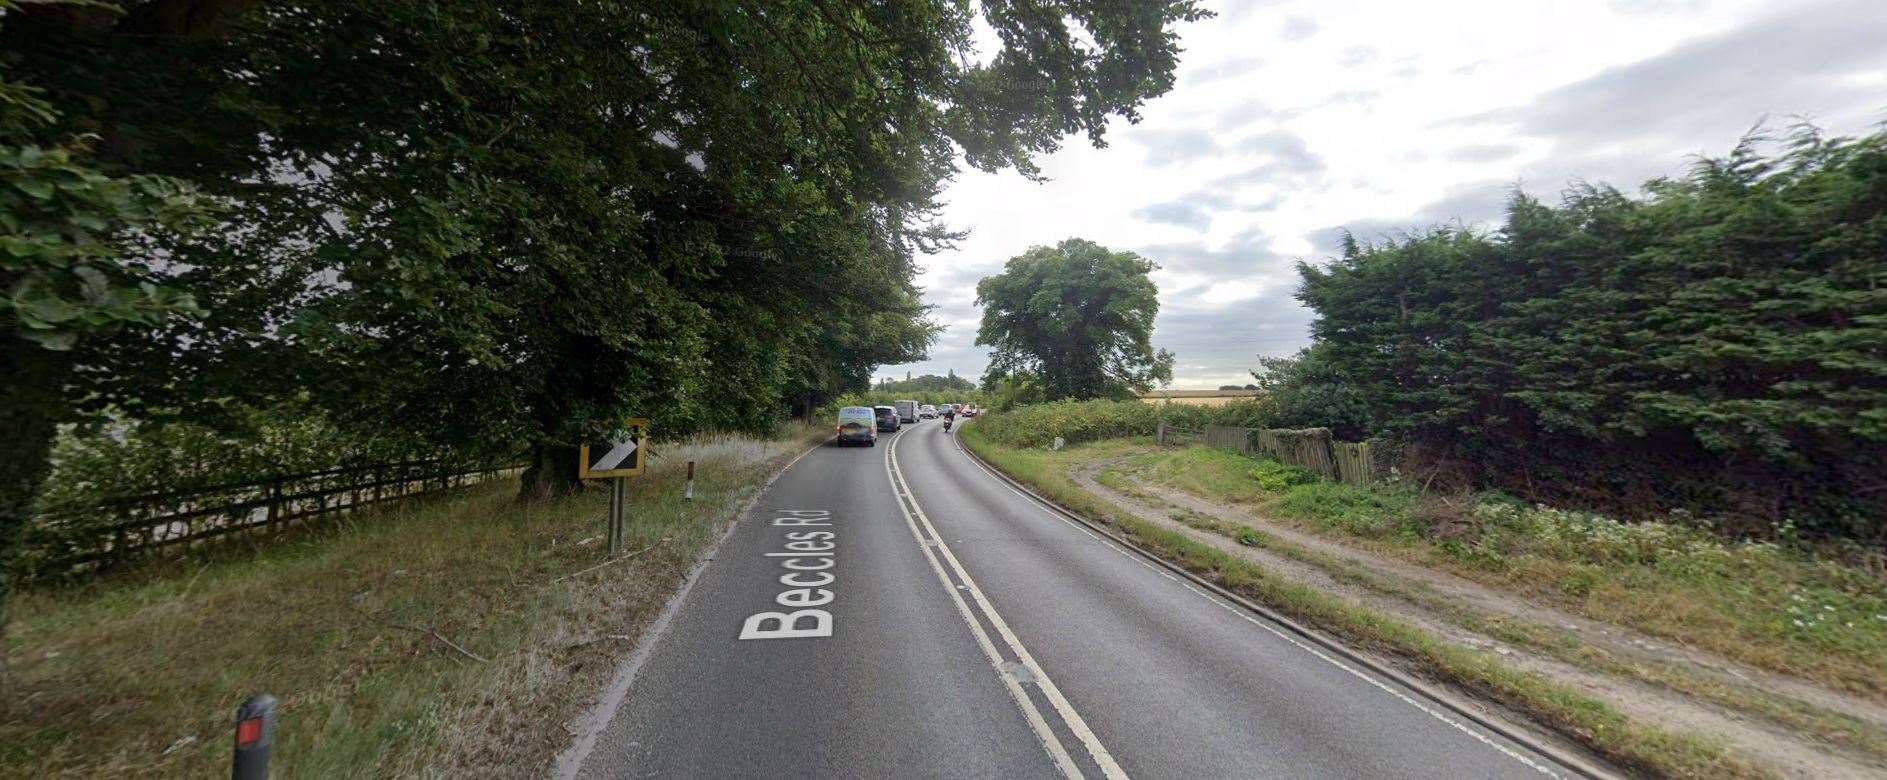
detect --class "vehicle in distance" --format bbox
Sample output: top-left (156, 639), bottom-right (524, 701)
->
top-left (894, 399), bottom-right (919, 424)
top-left (920, 404), bottom-right (937, 419)
top-left (873, 405), bottom-right (900, 432)
top-left (835, 406), bottom-right (877, 446)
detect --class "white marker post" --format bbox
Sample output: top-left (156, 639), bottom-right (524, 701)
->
top-left (684, 461), bottom-right (695, 501)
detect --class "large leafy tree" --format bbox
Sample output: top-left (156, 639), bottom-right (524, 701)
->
top-left (976, 238), bottom-right (1174, 399)
top-left (0, 30), bottom-right (217, 624)
top-left (2, 0), bottom-right (1209, 513)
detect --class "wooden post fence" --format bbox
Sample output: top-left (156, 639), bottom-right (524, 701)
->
top-left (1195, 425), bottom-right (1374, 486)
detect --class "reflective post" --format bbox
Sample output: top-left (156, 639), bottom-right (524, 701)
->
top-left (232, 693), bottom-right (276, 780)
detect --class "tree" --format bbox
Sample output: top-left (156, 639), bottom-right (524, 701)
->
top-left (876, 372), bottom-right (976, 393)
top-left (4, 0), bottom-right (1211, 505)
top-left (976, 238), bottom-right (1174, 400)
top-left (0, 46), bottom-right (219, 628)
top-left (1247, 348), bottom-right (1371, 440)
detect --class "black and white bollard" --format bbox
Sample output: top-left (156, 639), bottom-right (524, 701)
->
top-left (232, 693), bottom-right (276, 780)
top-left (683, 461), bottom-right (695, 500)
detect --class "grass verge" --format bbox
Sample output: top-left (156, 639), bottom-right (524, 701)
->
top-left (1, 427), bottom-right (824, 778)
top-left (959, 424), bottom-right (1766, 779)
top-left (1106, 462), bottom-right (1887, 763)
top-left (1120, 445), bottom-right (1887, 700)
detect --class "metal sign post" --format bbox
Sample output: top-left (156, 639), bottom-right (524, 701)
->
top-left (578, 418), bottom-right (648, 557)
top-left (607, 476), bottom-right (625, 555)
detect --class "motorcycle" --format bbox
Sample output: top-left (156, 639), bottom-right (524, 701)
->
top-left (942, 416), bottom-right (953, 432)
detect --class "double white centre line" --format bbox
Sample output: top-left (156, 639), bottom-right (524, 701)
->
top-left (884, 428), bottom-right (1127, 780)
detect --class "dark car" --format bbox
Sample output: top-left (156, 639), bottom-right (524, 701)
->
top-left (874, 405), bottom-right (900, 432)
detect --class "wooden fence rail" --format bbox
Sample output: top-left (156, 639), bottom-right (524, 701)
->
top-left (1201, 424), bottom-right (1250, 453)
top-left (1182, 424), bottom-right (1375, 486)
top-left (25, 459), bottom-right (520, 578)
top-left (1332, 442), bottom-right (1375, 486)
top-left (1155, 424), bottom-right (1202, 446)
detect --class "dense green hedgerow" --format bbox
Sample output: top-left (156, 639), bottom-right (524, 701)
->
top-left (1295, 126), bottom-right (1887, 540)
top-left (972, 398), bottom-right (1271, 448)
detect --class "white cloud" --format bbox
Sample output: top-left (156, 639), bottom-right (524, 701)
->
top-left (1200, 280), bottom-right (1265, 306)
top-left (878, 0), bottom-right (1887, 389)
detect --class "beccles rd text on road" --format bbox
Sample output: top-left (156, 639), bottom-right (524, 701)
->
top-left (738, 509), bottom-right (838, 640)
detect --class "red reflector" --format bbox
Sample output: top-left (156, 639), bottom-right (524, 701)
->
top-left (236, 717), bottom-right (263, 746)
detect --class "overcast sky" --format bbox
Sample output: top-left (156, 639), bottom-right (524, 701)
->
top-left (878, 0), bottom-right (1887, 389)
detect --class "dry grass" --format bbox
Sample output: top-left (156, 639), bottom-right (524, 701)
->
top-left (0, 427), bottom-right (824, 778)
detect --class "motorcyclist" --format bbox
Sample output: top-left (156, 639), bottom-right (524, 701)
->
top-left (942, 405), bottom-right (955, 432)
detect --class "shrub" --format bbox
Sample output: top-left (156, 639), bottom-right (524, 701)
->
top-left (972, 400), bottom-right (1160, 448)
top-left (1251, 459), bottom-right (1318, 492)
top-left (1248, 348), bottom-right (1371, 440)
top-left (973, 398), bottom-right (1286, 449)
top-left (1274, 481), bottom-right (1421, 538)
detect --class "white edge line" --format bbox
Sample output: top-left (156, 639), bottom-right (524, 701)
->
top-left (947, 431), bottom-right (1584, 780)
top-left (889, 427), bottom-right (1128, 780)
top-left (554, 440), bottom-right (821, 779)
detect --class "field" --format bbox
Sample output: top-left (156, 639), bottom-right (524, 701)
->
top-left (1138, 389), bottom-right (1262, 407)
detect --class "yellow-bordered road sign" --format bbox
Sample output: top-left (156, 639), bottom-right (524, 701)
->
top-left (578, 418), bottom-right (649, 479)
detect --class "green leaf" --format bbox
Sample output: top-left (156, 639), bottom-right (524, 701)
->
top-left (24, 329), bottom-right (78, 350)
top-left (13, 177), bottom-right (55, 200)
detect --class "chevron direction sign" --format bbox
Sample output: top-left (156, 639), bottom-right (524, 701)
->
top-left (578, 418), bottom-right (649, 479)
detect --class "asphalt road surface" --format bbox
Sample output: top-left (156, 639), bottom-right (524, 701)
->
top-left (566, 420), bottom-right (1576, 779)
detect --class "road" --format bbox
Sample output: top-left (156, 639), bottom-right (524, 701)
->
top-left (563, 420), bottom-right (1577, 779)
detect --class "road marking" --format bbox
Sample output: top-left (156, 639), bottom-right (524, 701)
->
top-left (880, 430), bottom-right (1082, 777)
top-left (554, 437), bottom-right (824, 779)
top-left (886, 428), bottom-right (1127, 780)
top-left (739, 511), bottom-right (840, 640)
top-left (945, 434), bottom-right (1562, 778)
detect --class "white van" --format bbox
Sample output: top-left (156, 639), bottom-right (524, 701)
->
top-left (835, 406), bottom-right (878, 446)
top-left (895, 400), bottom-right (919, 424)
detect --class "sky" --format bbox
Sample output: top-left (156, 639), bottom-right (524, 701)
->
top-left (878, 0), bottom-right (1887, 389)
